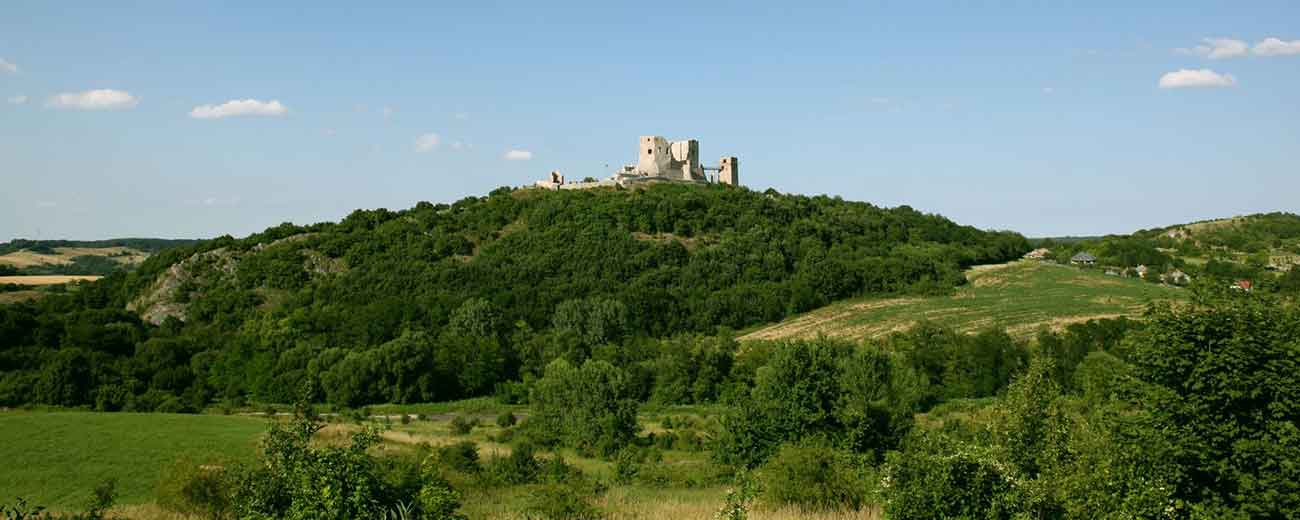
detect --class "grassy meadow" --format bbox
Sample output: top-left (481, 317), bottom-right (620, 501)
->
top-left (0, 412), bottom-right (264, 511)
top-left (0, 406), bottom-right (886, 519)
top-left (742, 260), bottom-right (1184, 342)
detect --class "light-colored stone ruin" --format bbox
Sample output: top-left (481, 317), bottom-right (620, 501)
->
top-left (534, 135), bottom-right (739, 190)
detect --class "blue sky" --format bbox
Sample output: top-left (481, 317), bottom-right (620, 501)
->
top-left (3, 2), bottom-right (1298, 239)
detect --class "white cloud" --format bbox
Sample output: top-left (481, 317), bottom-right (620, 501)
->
top-left (1253, 37), bottom-right (1300, 57)
top-left (381, 106), bottom-right (395, 119)
top-left (414, 133), bottom-right (441, 152)
top-left (189, 99), bottom-right (287, 119)
top-left (1158, 68), bottom-right (1237, 89)
top-left (1042, 87), bottom-right (1054, 94)
top-left (1177, 38), bottom-right (1249, 60)
top-left (0, 58), bottom-right (16, 74)
top-left (504, 149), bottom-right (533, 161)
top-left (186, 196), bottom-right (242, 207)
top-left (46, 89), bottom-right (138, 110)
top-left (454, 112), bottom-right (469, 120)
top-left (7, 95), bottom-right (27, 105)
top-left (36, 201), bottom-right (57, 209)
top-left (450, 141), bottom-right (465, 151)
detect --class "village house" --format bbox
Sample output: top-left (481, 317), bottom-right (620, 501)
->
top-left (1163, 269), bottom-right (1191, 285)
top-left (1023, 248), bottom-right (1051, 260)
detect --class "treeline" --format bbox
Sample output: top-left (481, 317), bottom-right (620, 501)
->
top-left (0, 184), bottom-right (1029, 410)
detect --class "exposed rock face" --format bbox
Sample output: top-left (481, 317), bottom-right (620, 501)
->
top-left (127, 247), bottom-right (236, 325)
top-left (127, 233), bottom-right (339, 325)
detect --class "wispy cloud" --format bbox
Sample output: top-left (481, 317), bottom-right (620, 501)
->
top-left (46, 89), bottom-right (138, 110)
top-left (414, 133), bottom-right (441, 152)
top-left (7, 95), bottom-right (27, 105)
top-left (190, 99), bottom-right (287, 119)
top-left (1177, 36), bottom-right (1300, 58)
top-left (1158, 68), bottom-right (1237, 89)
top-left (504, 149), bottom-right (533, 161)
top-left (1253, 37), bottom-right (1300, 57)
top-left (186, 196), bottom-right (242, 207)
top-left (1176, 38), bottom-right (1249, 60)
top-left (0, 58), bottom-right (16, 74)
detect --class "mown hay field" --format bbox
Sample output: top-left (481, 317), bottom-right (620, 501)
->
top-left (0, 275), bottom-right (102, 285)
top-left (0, 247), bottom-right (147, 269)
top-left (742, 260), bottom-right (1185, 342)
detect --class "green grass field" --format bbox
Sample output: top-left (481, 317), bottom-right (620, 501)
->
top-left (0, 411), bottom-right (266, 510)
top-left (742, 260), bottom-right (1185, 343)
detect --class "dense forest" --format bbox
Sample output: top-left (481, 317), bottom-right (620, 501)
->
top-left (0, 184), bottom-right (1028, 411)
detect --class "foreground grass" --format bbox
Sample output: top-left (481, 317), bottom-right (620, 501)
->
top-left (0, 411), bottom-right (265, 510)
top-left (2, 406), bottom-right (889, 519)
top-left (743, 260), bottom-right (1184, 342)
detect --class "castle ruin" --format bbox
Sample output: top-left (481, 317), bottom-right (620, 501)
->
top-left (535, 135), bottom-right (739, 190)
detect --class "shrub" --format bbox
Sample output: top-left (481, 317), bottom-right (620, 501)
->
top-left (758, 441), bottom-right (870, 511)
top-left (156, 459), bottom-right (233, 519)
top-left (496, 411), bottom-right (517, 428)
top-left (653, 431), bottom-right (676, 451)
top-left (612, 447), bottom-right (641, 485)
top-left (400, 413), bottom-right (411, 425)
top-left (418, 474), bottom-right (467, 520)
top-left (522, 484), bottom-right (603, 520)
top-left (227, 411), bottom-right (429, 520)
top-left (883, 432), bottom-right (1016, 520)
top-left (487, 443), bottom-right (541, 485)
top-left (448, 415), bottom-right (477, 435)
top-left (433, 441), bottom-right (481, 474)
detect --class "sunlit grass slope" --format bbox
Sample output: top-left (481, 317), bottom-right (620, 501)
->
top-left (742, 260), bottom-right (1184, 342)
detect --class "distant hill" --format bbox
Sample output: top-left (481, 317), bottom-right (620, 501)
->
top-left (0, 238), bottom-right (201, 276)
top-left (1031, 212), bottom-right (1300, 292)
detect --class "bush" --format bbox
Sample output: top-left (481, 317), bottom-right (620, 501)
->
top-left (522, 484), bottom-right (603, 520)
top-left (883, 433), bottom-right (1016, 520)
top-left (433, 441), bottom-right (481, 474)
top-left (486, 443), bottom-right (541, 485)
top-left (156, 459), bottom-right (233, 519)
top-left (758, 441), bottom-right (870, 511)
top-left (496, 411), bottom-right (517, 428)
top-left (418, 474), bottom-right (468, 520)
top-left (448, 415), bottom-right (477, 435)
top-left (227, 411), bottom-right (431, 519)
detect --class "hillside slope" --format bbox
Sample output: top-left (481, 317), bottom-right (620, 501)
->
top-left (0, 184), bottom-right (1030, 409)
top-left (742, 260), bottom-right (1184, 342)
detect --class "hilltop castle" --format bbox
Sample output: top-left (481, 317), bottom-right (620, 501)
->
top-left (535, 135), bottom-right (739, 190)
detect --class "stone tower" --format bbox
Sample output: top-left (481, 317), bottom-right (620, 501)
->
top-left (719, 156), bottom-right (739, 186)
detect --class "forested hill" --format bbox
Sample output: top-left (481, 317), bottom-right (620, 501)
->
top-left (0, 184), bottom-right (1028, 409)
